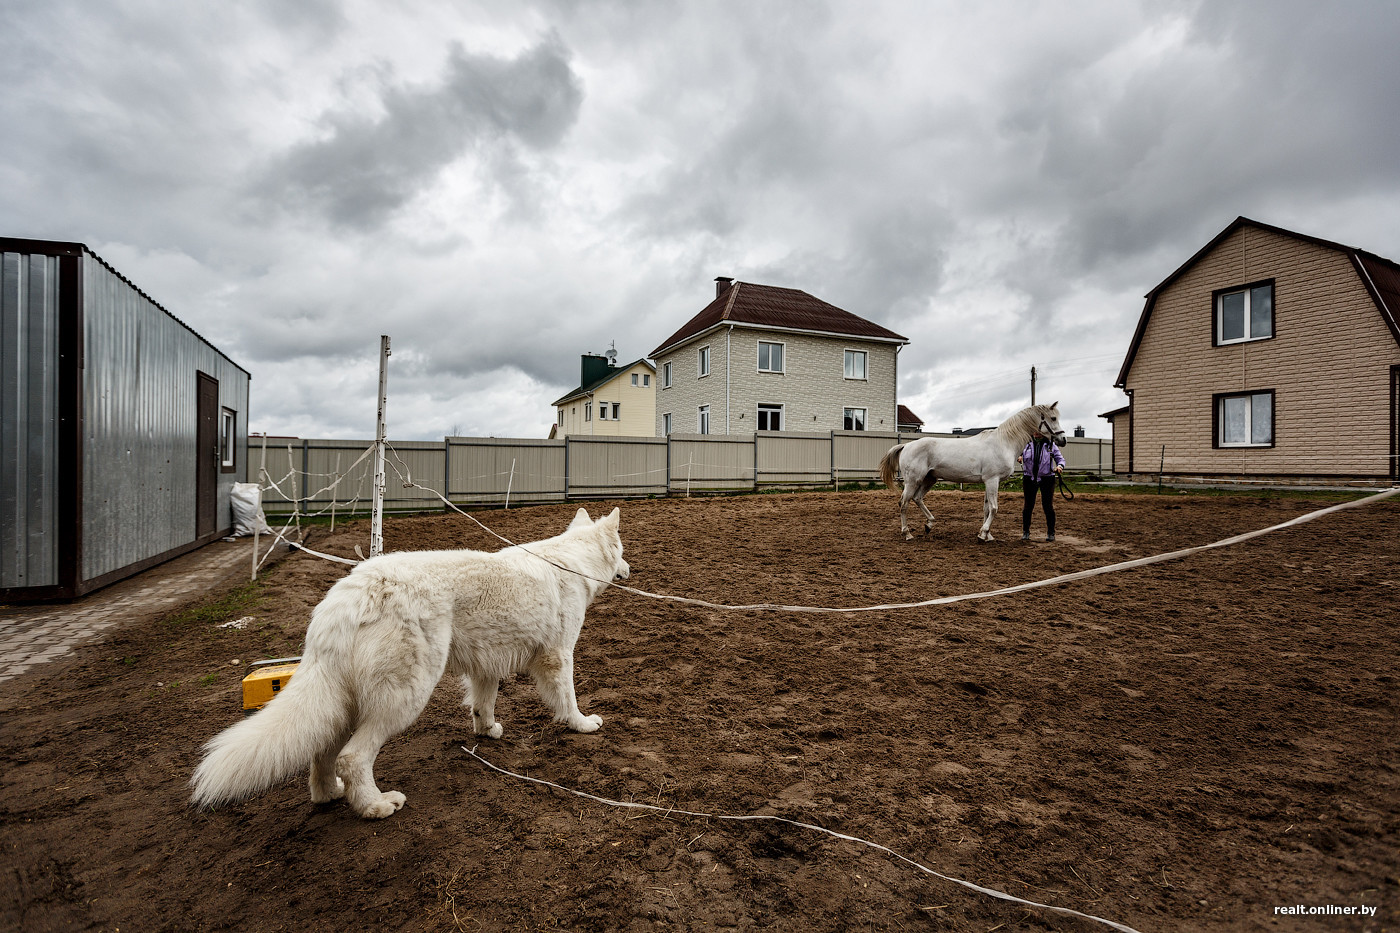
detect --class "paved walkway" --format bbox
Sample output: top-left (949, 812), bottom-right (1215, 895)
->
top-left (0, 539), bottom-right (264, 682)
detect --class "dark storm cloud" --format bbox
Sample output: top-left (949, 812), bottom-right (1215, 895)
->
top-left (251, 35), bottom-right (583, 230)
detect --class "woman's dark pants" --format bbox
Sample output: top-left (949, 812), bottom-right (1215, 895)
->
top-left (1022, 475), bottom-right (1056, 536)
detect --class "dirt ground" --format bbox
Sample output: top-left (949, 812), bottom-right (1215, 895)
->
top-left (2, 488), bottom-right (1397, 933)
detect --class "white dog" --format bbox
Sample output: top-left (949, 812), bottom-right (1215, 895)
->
top-left (191, 507), bottom-right (628, 819)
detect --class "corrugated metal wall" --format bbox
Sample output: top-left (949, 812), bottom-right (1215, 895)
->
top-left (0, 251), bottom-right (61, 588)
top-left (567, 435), bottom-right (666, 497)
top-left (81, 252), bottom-right (249, 582)
top-left (450, 437), bottom-right (566, 504)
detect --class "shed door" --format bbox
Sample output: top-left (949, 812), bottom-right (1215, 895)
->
top-left (197, 372), bottom-right (219, 537)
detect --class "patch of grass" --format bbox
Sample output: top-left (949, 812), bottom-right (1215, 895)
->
top-left (163, 579), bottom-right (265, 629)
top-left (199, 673), bottom-right (219, 687)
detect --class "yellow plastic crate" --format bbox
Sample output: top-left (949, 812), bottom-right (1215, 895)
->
top-left (241, 658), bottom-right (301, 714)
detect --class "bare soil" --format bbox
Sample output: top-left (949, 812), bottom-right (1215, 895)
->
top-left (2, 489), bottom-right (1397, 933)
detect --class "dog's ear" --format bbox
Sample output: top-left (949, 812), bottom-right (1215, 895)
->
top-left (569, 507), bottom-right (592, 529)
top-left (603, 507), bottom-right (620, 529)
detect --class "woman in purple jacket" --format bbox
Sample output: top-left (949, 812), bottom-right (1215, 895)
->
top-left (1018, 432), bottom-right (1066, 541)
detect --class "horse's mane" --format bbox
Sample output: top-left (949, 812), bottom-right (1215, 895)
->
top-left (990, 405), bottom-right (1043, 445)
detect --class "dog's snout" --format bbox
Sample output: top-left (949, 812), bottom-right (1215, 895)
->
top-left (614, 560), bottom-right (631, 581)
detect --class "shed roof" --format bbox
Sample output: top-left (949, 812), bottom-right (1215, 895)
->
top-left (651, 280), bottom-right (908, 357)
top-left (1114, 217), bottom-right (1400, 387)
top-left (0, 236), bottom-right (250, 377)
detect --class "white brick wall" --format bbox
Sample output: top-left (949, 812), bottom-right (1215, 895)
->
top-left (654, 326), bottom-right (900, 435)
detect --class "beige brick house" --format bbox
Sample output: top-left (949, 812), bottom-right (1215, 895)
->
top-left (1103, 217), bottom-right (1400, 484)
top-left (552, 351), bottom-right (656, 438)
top-left (651, 278), bottom-right (909, 436)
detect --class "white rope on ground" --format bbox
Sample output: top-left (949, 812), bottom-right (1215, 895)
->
top-left (461, 746), bottom-right (1145, 933)
top-left (378, 460), bottom-right (1400, 614)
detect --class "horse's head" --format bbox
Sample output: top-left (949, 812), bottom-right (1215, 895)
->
top-left (1038, 402), bottom-right (1067, 445)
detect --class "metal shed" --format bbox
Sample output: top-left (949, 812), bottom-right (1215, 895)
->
top-left (1, 237), bottom-right (250, 600)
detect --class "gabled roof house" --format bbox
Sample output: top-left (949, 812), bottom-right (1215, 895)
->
top-left (651, 278), bottom-right (908, 436)
top-left (551, 350), bottom-right (656, 438)
top-left (1104, 217), bottom-right (1400, 484)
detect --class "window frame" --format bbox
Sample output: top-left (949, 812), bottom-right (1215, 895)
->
top-left (219, 407), bottom-right (238, 473)
top-left (757, 403), bottom-right (783, 431)
top-left (757, 340), bottom-right (785, 374)
top-left (662, 361), bottom-right (672, 388)
top-left (611, 402), bottom-right (621, 420)
top-left (697, 346), bottom-right (711, 378)
top-left (843, 407), bottom-right (867, 431)
top-left (1213, 279), bottom-right (1275, 346)
top-left (584, 401), bottom-right (592, 422)
top-left (1213, 389), bottom-right (1275, 448)
top-left (662, 412), bottom-right (672, 436)
top-left (843, 349), bottom-right (868, 381)
top-left (698, 405), bottom-right (710, 435)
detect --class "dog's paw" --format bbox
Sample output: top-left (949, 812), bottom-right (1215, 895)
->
top-left (474, 719), bottom-right (504, 738)
top-left (571, 714), bottom-right (603, 733)
top-left (358, 791), bottom-right (406, 819)
top-left (310, 777), bottom-right (345, 803)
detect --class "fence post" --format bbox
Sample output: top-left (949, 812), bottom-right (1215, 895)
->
top-left (370, 335), bottom-right (391, 558)
top-left (505, 458), bottom-right (516, 510)
top-left (443, 437), bottom-right (451, 513)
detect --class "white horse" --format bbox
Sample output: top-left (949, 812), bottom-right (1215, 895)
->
top-left (878, 403), bottom-right (1066, 542)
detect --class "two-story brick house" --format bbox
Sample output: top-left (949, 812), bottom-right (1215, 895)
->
top-left (1104, 217), bottom-right (1400, 484)
top-left (650, 278), bottom-right (909, 436)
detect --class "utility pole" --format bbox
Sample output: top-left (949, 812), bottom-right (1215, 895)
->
top-left (1030, 366), bottom-right (1037, 405)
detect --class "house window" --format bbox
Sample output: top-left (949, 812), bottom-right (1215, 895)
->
top-left (611, 402), bottom-right (621, 420)
top-left (698, 346), bottom-right (711, 378)
top-left (1215, 282), bottom-right (1273, 344)
top-left (844, 350), bottom-right (867, 380)
top-left (662, 413), bottom-right (672, 435)
top-left (663, 362), bottom-right (672, 388)
top-left (844, 407), bottom-right (867, 431)
top-left (643, 374), bottom-right (651, 387)
top-left (757, 340), bottom-right (784, 373)
top-left (219, 408), bottom-right (237, 472)
top-left (631, 373), bottom-right (638, 386)
top-left (584, 402), bottom-right (592, 422)
top-left (557, 409), bottom-right (564, 427)
top-left (1216, 391), bottom-right (1274, 447)
top-left (698, 405), bottom-right (710, 434)
top-left (757, 404), bottom-right (783, 431)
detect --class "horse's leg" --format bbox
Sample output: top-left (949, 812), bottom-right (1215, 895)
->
top-left (898, 477), bottom-right (915, 540)
top-left (917, 473), bottom-right (936, 535)
top-left (979, 480), bottom-right (999, 542)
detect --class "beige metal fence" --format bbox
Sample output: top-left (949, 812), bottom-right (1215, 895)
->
top-left (257, 431), bottom-right (1112, 514)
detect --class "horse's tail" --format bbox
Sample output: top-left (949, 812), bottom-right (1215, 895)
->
top-left (878, 444), bottom-right (906, 489)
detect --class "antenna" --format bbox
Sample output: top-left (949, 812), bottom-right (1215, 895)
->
top-left (606, 341), bottom-right (618, 366)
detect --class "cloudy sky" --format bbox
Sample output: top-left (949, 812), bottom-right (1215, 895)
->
top-left (5, 1), bottom-right (1398, 440)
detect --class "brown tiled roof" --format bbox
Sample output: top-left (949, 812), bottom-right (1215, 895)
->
top-left (651, 281), bottom-right (908, 357)
top-left (896, 404), bottom-right (924, 428)
top-left (1115, 217), bottom-right (1400, 387)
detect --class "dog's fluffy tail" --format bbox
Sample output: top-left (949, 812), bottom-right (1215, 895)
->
top-left (190, 587), bottom-right (359, 809)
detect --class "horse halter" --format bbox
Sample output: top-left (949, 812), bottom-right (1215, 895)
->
top-left (1038, 417), bottom-right (1064, 442)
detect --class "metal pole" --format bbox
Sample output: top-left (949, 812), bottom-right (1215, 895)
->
top-left (1030, 366), bottom-right (1037, 405)
top-left (371, 335), bottom-right (391, 558)
top-left (252, 432), bottom-right (267, 581)
top-left (505, 458), bottom-right (516, 510)
top-left (1158, 444), bottom-right (1165, 495)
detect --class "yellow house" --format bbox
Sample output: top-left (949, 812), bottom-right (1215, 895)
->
top-left (552, 351), bottom-right (657, 438)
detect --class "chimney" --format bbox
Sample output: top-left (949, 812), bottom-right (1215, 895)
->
top-left (580, 353), bottom-right (611, 387)
top-left (715, 276), bottom-right (734, 297)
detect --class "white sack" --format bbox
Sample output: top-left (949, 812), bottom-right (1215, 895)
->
top-left (231, 482), bottom-right (274, 536)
